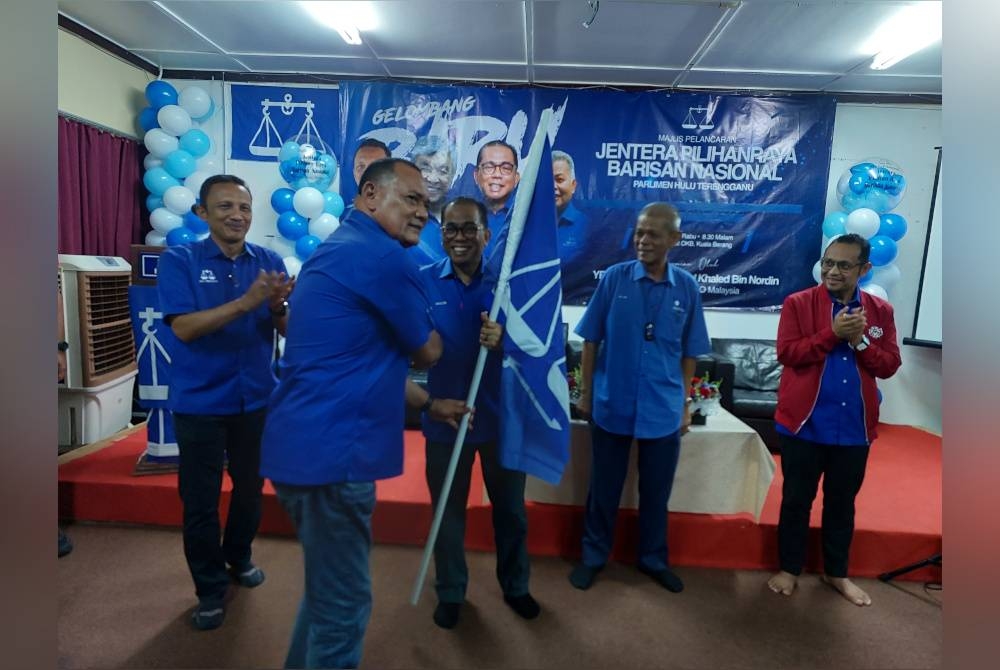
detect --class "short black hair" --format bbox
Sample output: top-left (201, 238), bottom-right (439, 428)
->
top-left (355, 138), bottom-right (391, 159)
top-left (476, 140), bottom-right (518, 168)
top-left (357, 157), bottom-right (421, 195)
top-left (198, 174), bottom-right (250, 208)
top-left (827, 233), bottom-right (871, 264)
top-left (441, 196), bottom-right (488, 228)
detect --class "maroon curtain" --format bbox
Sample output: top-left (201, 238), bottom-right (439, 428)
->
top-left (58, 115), bottom-right (145, 257)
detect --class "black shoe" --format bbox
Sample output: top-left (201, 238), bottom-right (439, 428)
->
top-left (503, 592), bottom-right (540, 619)
top-left (569, 563), bottom-right (603, 590)
top-left (191, 600), bottom-right (225, 630)
top-left (638, 564), bottom-right (684, 593)
top-left (229, 562), bottom-right (265, 588)
top-left (433, 601), bottom-right (461, 629)
top-left (58, 530), bottom-right (73, 558)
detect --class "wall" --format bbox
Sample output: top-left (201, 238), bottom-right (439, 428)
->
top-left (57, 29), bottom-right (151, 138)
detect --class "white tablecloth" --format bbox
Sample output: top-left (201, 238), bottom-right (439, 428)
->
top-left (523, 408), bottom-right (776, 521)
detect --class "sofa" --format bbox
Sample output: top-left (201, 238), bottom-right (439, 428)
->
top-left (708, 338), bottom-right (782, 452)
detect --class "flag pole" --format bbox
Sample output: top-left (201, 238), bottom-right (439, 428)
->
top-left (410, 109), bottom-right (554, 606)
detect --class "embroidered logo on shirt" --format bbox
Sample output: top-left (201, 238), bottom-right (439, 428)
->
top-left (435, 301), bottom-right (448, 306)
top-left (199, 269), bottom-right (218, 283)
top-left (868, 325), bottom-right (884, 339)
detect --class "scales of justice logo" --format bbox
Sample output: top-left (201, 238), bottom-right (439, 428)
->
top-left (247, 92), bottom-right (334, 156)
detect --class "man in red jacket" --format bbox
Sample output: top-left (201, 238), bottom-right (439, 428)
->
top-left (767, 233), bottom-right (901, 606)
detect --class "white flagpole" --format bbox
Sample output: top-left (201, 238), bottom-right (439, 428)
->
top-left (410, 109), bottom-right (554, 605)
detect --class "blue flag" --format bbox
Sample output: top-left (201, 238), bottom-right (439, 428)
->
top-left (490, 134), bottom-right (571, 484)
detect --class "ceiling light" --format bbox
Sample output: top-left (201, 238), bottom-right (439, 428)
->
top-left (300, 2), bottom-right (376, 46)
top-left (864, 2), bottom-right (941, 70)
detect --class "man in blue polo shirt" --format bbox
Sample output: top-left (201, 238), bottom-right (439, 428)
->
top-left (473, 140), bottom-right (520, 258)
top-left (158, 174), bottom-right (294, 631)
top-left (260, 159), bottom-right (454, 670)
top-left (569, 202), bottom-right (710, 593)
top-left (405, 196), bottom-right (538, 630)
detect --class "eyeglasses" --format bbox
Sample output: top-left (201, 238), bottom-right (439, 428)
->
top-left (477, 161), bottom-right (516, 176)
top-left (442, 222), bottom-right (483, 239)
top-left (820, 258), bottom-right (863, 272)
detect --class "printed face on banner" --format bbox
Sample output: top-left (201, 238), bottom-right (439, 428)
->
top-left (414, 150), bottom-right (454, 209)
top-left (552, 158), bottom-right (577, 214)
top-left (474, 144), bottom-right (520, 210)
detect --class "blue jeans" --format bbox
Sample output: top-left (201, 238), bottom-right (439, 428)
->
top-left (274, 481), bottom-right (376, 670)
top-left (425, 439), bottom-right (529, 603)
top-left (581, 423), bottom-right (681, 571)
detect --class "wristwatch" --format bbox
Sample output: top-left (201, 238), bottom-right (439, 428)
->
top-left (853, 335), bottom-right (870, 352)
top-left (270, 300), bottom-right (289, 317)
top-left (57, 340), bottom-right (69, 352)
top-left (420, 396), bottom-right (435, 414)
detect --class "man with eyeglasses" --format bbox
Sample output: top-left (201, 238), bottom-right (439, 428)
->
top-left (409, 134), bottom-right (457, 266)
top-left (767, 233), bottom-right (901, 607)
top-left (407, 195), bottom-right (539, 630)
top-left (473, 140), bottom-right (521, 256)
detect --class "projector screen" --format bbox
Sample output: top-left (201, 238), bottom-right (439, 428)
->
top-left (907, 148), bottom-right (942, 347)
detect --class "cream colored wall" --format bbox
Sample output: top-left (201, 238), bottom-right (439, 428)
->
top-left (58, 29), bottom-right (150, 138)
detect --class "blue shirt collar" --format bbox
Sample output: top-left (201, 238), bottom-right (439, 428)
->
top-left (436, 256), bottom-right (484, 281)
top-left (827, 285), bottom-right (862, 306)
top-left (630, 260), bottom-right (676, 286)
top-left (204, 235), bottom-right (257, 260)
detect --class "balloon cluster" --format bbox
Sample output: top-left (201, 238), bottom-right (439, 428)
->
top-left (817, 158), bottom-right (910, 301)
top-left (139, 81), bottom-right (219, 246)
top-left (271, 140), bottom-right (344, 277)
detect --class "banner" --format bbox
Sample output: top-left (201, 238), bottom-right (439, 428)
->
top-left (129, 284), bottom-right (179, 459)
top-left (339, 82), bottom-right (835, 309)
top-left (230, 84), bottom-right (339, 162)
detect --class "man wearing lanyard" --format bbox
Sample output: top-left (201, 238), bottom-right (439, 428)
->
top-left (408, 196), bottom-right (537, 630)
top-left (767, 233), bottom-right (901, 606)
top-left (569, 203), bottom-right (710, 593)
top-left (158, 174), bottom-right (294, 630)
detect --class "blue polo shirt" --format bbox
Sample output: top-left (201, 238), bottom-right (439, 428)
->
top-left (157, 238), bottom-right (286, 415)
top-left (409, 214), bottom-right (445, 268)
top-left (485, 202), bottom-right (512, 258)
top-left (259, 209), bottom-right (435, 485)
top-left (576, 260), bottom-right (711, 438)
top-left (777, 288), bottom-right (868, 446)
top-left (557, 202), bottom-right (587, 263)
top-left (421, 258), bottom-right (501, 445)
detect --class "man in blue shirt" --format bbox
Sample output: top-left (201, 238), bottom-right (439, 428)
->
top-left (158, 174), bottom-right (293, 631)
top-left (569, 203), bottom-right (711, 593)
top-left (406, 196), bottom-right (538, 630)
top-left (552, 149), bottom-right (588, 264)
top-left (260, 159), bottom-right (455, 670)
top-left (474, 140), bottom-right (520, 258)
top-left (409, 134), bottom-right (456, 267)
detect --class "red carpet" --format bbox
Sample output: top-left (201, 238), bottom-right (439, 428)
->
top-left (59, 424), bottom-right (941, 582)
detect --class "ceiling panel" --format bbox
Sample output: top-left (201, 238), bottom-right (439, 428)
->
top-left (383, 59), bottom-right (529, 82)
top-left (132, 50), bottom-right (251, 72)
top-left (531, 64), bottom-right (685, 88)
top-left (59, 0), bottom-right (217, 52)
top-left (233, 54), bottom-right (388, 78)
top-left (680, 69), bottom-right (841, 92)
top-left (823, 73), bottom-right (943, 95)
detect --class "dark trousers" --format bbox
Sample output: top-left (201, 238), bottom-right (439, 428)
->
top-left (581, 424), bottom-right (681, 572)
top-left (174, 408), bottom-right (267, 602)
top-left (777, 433), bottom-right (870, 577)
top-left (425, 439), bottom-right (529, 603)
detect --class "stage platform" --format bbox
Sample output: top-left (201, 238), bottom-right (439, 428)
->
top-left (58, 423), bottom-right (942, 582)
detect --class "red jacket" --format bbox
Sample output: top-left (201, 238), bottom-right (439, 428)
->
top-left (774, 284), bottom-right (902, 442)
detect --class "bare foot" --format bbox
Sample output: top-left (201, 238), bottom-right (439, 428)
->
top-left (767, 571), bottom-right (797, 596)
top-left (821, 575), bottom-right (872, 607)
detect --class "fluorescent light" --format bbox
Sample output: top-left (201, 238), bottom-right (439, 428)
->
top-left (864, 2), bottom-right (942, 70)
top-left (300, 2), bottom-right (376, 46)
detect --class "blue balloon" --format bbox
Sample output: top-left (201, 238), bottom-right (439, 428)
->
top-left (183, 209), bottom-right (209, 234)
top-left (143, 167), bottom-right (180, 196)
top-left (163, 149), bottom-right (197, 179)
top-left (860, 189), bottom-right (892, 214)
top-left (840, 192), bottom-right (866, 213)
top-left (145, 194), bottom-right (163, 212)
top-left (139, 106), bottom-right (159, 132)
top-left (270, 188), bottom-right (296, 214)
top-left (278, 141), bottom-right (300, 163)
top-left (295, 234), bottom-right (321, 260)
top-left (848, 174), bottom-right (866, 195)
top-left (868, 235), bottom-right (898, 267)
top-left (145, 80), bottom-right (178, 109)
top-left (277, 211), bottom-right (308, 241)
top-left (821, 211), bottom-right (848, 238)
top-left (323, 191), bottom-right (345, 217)
top-left (279, 158), bottom-right (305, 187)
top-left (859, 267), bottom-right (873, 285)
top-left (179, 129), bottom-right (211, 158)
top-left (878, 212), bottom-right (908, 241)
top-left (166, 226), bottom-right (197, 246)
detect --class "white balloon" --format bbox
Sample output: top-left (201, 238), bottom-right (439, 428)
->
top-left (196, 155), bottom-right (222, 173)
top-left (836, 169), bottom-right (852, 196)
top-left (821, 235), bottom-right (834, 252)
top-left (149, 207), bottom-right (183, 234)
top-left (282, 255), bottom-right (303, 278)
top-left (812, 259), bottom-right (822, 284)
top-left (293, 187), bottom-right (326, 219)
top-left (845, 207), bottom-right (880, 239)
top-left (862, 283), bottom-right (889, 301)
top-left (145, 230), bottom-right (167, 247)
top-left (184, 170), bottom-right (212, 196)
top-left (144, 128), bottom-right (178, 159)
top-left (870, 263), bottom-right (901, 290)
top-left (178, 86), bottom-right (212, 119)
top-left (143, 154), bottom-right (163, 171)
top-left (156, 104), bottom-right (192, 137)
top-left (309, 213), bottom-right (340, 240)
top-left (162, 185), bottom-right (196, 216)
top-left (269, 236), bottom-right (297, 260)
top-left (196, 231), bottom-right (211, 241)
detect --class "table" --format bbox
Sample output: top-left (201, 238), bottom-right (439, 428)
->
top-left (523, 408), bottom-right (776, 521)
